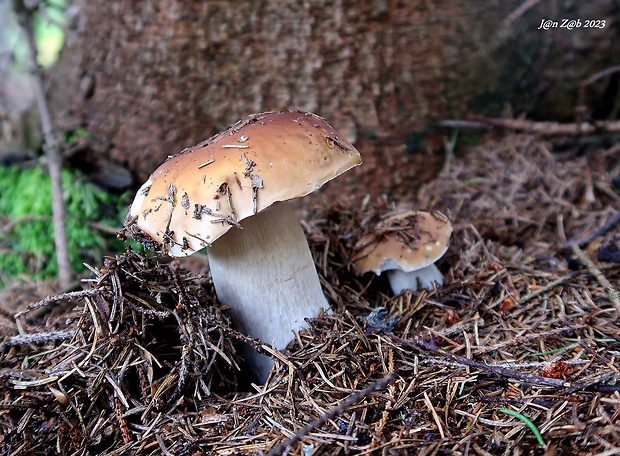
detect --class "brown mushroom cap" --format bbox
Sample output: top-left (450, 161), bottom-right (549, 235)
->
top-left (352, 211), bottom-right (452, 275)
top-left (125, 110), bottom-right (362, 256)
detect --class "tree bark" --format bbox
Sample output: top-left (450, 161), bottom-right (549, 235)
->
top-left (48, 0), bottom-right (620, 197)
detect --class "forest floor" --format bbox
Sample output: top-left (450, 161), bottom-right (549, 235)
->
top-left (1, 132), bottom-right (619, 455)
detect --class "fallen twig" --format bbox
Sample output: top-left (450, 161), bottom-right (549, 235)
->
top-left (4, 330), bottom-right (75, 346)
top-left (441, 116), bottom-right (620, 136)
top-left (404, 336), bottom-right (620, 393)
top-left (14, 289), bottom-right (104, 318)
top-left (515, 271), bottom-right (582, 307)
top-left (265, 372), bottom-right (397, 456)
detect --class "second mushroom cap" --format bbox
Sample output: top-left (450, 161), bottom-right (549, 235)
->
top-left (353, 210), bottom-right (453, 292)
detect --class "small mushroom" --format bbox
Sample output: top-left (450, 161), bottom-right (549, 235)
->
top-left (352, 211), bottom-right (452, 294)
top-left (123, 110), bottom-right (362, 382)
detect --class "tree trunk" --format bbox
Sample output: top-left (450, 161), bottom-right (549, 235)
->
top-left (48, 0), bottom-right (620, 197)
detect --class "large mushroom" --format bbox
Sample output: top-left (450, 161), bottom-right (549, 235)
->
top-left (352, 211), bottom-right (452, 294)
top-left (123, 110), bottom-right (361, 382)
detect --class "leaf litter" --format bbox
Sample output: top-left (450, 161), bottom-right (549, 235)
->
top-left (1, 133), bottom-right (619, 455)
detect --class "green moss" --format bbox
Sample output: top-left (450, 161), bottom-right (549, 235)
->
top-left (0, 165), bottom-right (132, 286)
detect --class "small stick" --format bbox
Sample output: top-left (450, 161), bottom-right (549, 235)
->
top-left (14, 0), bottom-right (72, 287)
top-left (414, 337), bottom-right (568, 388)
top-left (266, 372), bottom-right (396, 456)
top-left (442, 116), bottom-right (620, 136)
top-left (5, 330), bottom-right (76, 346)
top-left (582, 65), bottom-right (620, 87)
top-left (14, 289), bottom-right (102, 318)
top-left (439, 120), bottom-right (492, 130)
top-left (515, 271), bottom-right (582, 307)
top-left (410, 336), bottom-right (620, 393)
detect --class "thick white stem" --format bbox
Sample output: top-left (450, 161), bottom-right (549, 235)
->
top-left (386, 263), bottom-right (444, 294)
top-left (208, 203), bottom-right (328, 382)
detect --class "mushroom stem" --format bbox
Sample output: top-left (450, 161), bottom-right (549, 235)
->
top-left (207, 202), bottom-right (327, 382)
top-left (386, 263), bottom-right (444, 294)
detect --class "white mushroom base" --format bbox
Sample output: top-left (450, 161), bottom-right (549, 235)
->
top-left (208, 203), bottom-right (328, 383)
top-left (386, 263), bottom-right (444, 294)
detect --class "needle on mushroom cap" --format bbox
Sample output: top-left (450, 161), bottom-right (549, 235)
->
top-left (123, 110), bottom-right (362, 382)
top-left (352, 211), bottom-right (452, 294)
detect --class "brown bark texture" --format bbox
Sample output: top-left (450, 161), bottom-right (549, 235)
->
top-left (51, 0), bottom-right (620, 194)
